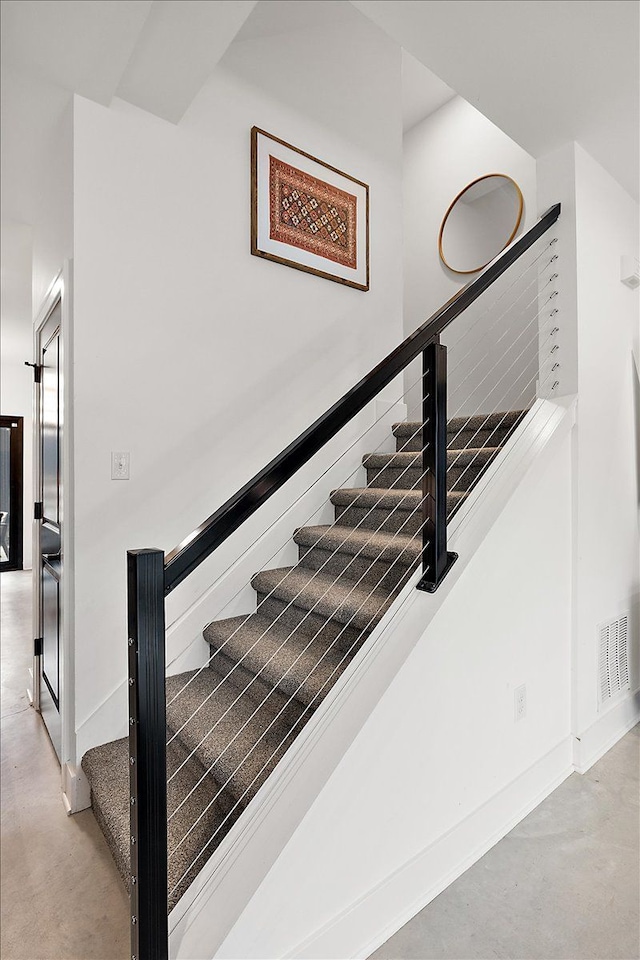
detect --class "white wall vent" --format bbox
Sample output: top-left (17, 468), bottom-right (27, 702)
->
top-left (598, 615), bottom-right (630, 707)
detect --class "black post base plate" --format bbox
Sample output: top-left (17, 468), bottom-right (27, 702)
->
top-left (416, 552), bottom-right (459, 593)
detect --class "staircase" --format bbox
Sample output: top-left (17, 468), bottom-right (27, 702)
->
top-left (82, 408), bottom-right (526, 909)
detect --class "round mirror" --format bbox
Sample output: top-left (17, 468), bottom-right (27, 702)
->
top-left (438, 174), bottom-right (524, 275)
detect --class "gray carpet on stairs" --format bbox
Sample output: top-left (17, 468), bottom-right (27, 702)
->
top-left (82, 408), bottom-right (527, 909)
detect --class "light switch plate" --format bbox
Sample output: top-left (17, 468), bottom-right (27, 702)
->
top-left (111, 451), bottom-right (130, 480)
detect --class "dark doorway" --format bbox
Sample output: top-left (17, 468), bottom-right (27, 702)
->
top-left (0, 415), bottom-right (24, 571)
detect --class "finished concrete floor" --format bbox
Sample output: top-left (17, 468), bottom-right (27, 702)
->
top-left (1, 571), bottom-right (130, 960)
top-left (371, 725), bottom-right (640, 960)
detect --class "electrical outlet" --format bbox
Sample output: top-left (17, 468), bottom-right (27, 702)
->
top-left (111, 451), bottom-right (130, 480)
top-left (514, 684), bottom-right (527, 722)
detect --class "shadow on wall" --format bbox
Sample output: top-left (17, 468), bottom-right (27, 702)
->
top-left (633, 351), bottom-right (640, 508)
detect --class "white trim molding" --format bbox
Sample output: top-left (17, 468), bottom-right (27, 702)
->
top-left (32, 262), bottom-right (77, 799)
top-left (573, 689), bottom-right (640, 774)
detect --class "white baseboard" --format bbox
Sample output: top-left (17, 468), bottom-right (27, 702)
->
top-left (62, 761), bottom-right (92, 814)
top-left (573, 689), bottom-right (640, 774)
top-left (287, 736), bottom-right (573, 960)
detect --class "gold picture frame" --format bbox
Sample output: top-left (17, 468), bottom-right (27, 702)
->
top-left (251, 126), bottom-right (370, 291)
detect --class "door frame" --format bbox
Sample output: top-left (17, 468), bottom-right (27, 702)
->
top-left (32, 263), bottom-right (75, 779)
top-left (0, 415), bottom-right (24, 571)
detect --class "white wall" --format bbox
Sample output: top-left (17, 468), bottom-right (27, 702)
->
top-left (572, 145), bottom-right (640, 758)
top-left (215, 409), bottom-right (574, 959)
top-left (537, 142), bottom-right (640, 768)
top-left (71, 4), bottom-right (403, 757)
top-left (31, 100), bottom-right (73, 313)
top-left (0, 220), bottom-right (33, 568)
top-left (403, 97), bottom-right (540, 418)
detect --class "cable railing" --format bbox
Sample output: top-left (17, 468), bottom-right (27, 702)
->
top-left (166, 288), bottom-right (560, 761)
top-left (166, 282), bottom-right (562, 890)
top-left (126, 203), bottom-right (560, 959)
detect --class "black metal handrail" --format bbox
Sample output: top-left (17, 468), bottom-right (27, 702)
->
top-left (127, 201), bottom-right (560, 960)
top-left (164, 203), bottom-right (560, 595)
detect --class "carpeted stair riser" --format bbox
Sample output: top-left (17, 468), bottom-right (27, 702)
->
top-left (165, 669), bottom-right (307, 808)
top-left (364, 463), bottom-right (484, 491)
top-left (254, 592), bottom-right (367, 656)
top-left (333, 502), bottom-right (422, 536)
top-left (398, 430), bottom-right (512, 453)
top-left (448, 425), bottom-right (517, 451)
top-left (82, 734), bottom-right (238, 910)
top-left (297, 541), bottom-right (416, 594)
top-left (252, 567), bottom-right (392, 633)
top-left (332, 487), bottom-right (468, 533)
top-left (207, 645), bottom-right (288, 713)
top-left (365, 466), bottom-right (422, 490)
top-left (365, 447), bottom-right (499, 492)
top-left (446, 461), bottom-right (489, 490)
top-left (204, 613), bottom-right (356, 708)
top-left (393, 412), bottom-right (525, 453)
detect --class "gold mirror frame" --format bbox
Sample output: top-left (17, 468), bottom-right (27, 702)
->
top-left (438, 173), bottom-right (524, 275)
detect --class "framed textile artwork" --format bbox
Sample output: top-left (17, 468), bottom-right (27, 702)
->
top-left (251, 127), bottom-right (370, 291)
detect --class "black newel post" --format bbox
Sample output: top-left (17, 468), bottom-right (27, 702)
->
top-left (127, 548), bottom-right (168, 960)
top-left (417, 338), bottom-right (458, 592)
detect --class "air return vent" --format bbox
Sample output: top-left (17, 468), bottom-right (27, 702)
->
top-left (598, 615), bottom-right (629, 707)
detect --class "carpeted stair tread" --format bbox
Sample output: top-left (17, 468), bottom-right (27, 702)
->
top-left (330, 486), bottom-right (467, 512)
top-left (363, 447), bottom-right (500, 470)
top-left (252, 564), bottom-right (392, 632)
top-left (293, 523), bottom-right (420, 564)
top-left (165, 668), bottom-right (305, 808)
top-left (204, 613), bottom-right (350, 709)
top-left (331, 486), bottom-right (422, 509)
top-left (447, 410), bottom-right (526, 434)
top-left (392, 410), bottom-right (526, 440)
top-left (82, 734), bottom-right (237, 909)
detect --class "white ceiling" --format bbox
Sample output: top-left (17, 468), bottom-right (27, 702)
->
top-left (1, 0), bottom-right (454, 228)
top-left (214, 0), bottom-right (414, 161)
top-left (116, 0), bottom-right (257, 123)
top-left (352, 0), bottom-right (639, 200)
top-left (1, 0), bottom-right (153, 105)
top-left (402, 50), bottom-right (455, 133)
top-left (1, 0), bottom-right (637, 235)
